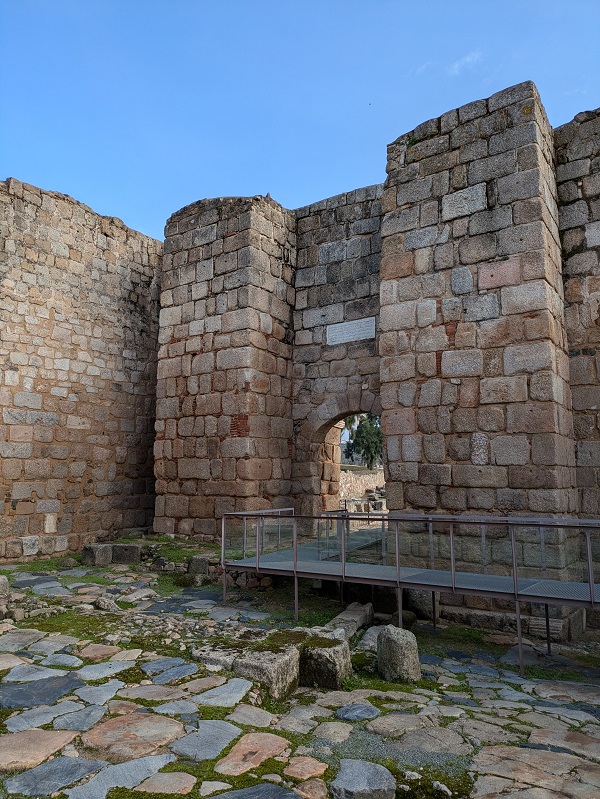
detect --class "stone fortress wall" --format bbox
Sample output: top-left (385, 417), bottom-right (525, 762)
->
top-left (0, 179), bottom-right (162, 559)
top-left (1, 82), bottom-right (600, 593)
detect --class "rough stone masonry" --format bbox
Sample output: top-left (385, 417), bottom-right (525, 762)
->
top-left (1, 81), bottom-right (599, 576)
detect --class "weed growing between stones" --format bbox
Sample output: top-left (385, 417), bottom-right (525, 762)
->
top-left (382, 761), bottom-right (474, 799)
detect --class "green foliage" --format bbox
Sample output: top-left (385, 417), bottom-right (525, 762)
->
top-left (344, 413), bottom-right (383, 469)
top-left (381, 761), bottom-right (474, 798)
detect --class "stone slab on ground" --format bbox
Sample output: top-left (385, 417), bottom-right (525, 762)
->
top-left (78, 643), bottom-right (121, 661)
top-left (313, 721), bottom-right (353, 743)
top-left (142, 656), bottom-right (186, 675)
top-left (227, 704), bottom-right (276, 728)
top-left (194, 677), bottom-right (252, 707)
top-left (215, 732), bottom-right (290, 776)
top-left (53, 704), bottom-right (107, 731)
top-left (3, 756), bottom-right (107, 797)
top-left (330, 759), bottom-right (396, 799)
top-left (0, 654), bottom-right (29, 670)
top-left (152, 663), bottom-right (198, 684)
top-left (135, 771), bottom-right (197, 794)
top-left (528, 728), bottom-right (600, 762)
top-left (64, 754), bottom-right (176, 799)
top-left (3, 664), bottom-right (67, 682)
top-left (0, 673), bottom-right (84, 708)
top-left (170, 720), bottom-right (242, 761)
top-left (214, 785), bottom-right (297, 798)
top-left (41, 654), bottom-right (83, 667)
top-left (118, 684), bottom-right (187, 701)
top-left (0, 629), bottom-right (46, 652)
top-left (5, 701), bottom-right (85, 732)
top-left (200, 781), bottom-right (233, 796)
top-left (284, 756), bottom-right (328, 779)
top-left (75, 679), bottom-right (125, 705)
top-left (76, 661), bottom-right (133, 680)
top-left (28, 634), bottom-right (79, 655)
top-left (155, 699), bottom-right (199, 715)
top-left (0, 729), bottom-right (77, 771)
top-left (81, 712), bottom-right (185, 760)
top-left (336, 703), bottom-right (380, 721)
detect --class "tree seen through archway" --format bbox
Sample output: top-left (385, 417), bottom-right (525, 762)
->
top-left (343, 413), bottom-right (383, 470)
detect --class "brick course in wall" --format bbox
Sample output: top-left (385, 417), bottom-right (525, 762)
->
top-left (0, 178), bottom-right (161, 559)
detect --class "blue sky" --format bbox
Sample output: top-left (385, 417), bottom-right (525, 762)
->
top-left (1, 1), bottom-right (598, 240)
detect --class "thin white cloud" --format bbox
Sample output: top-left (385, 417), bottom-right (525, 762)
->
top-left (447, 50), bottom-right (482, 77)
top-left (411, 61), bottom-right (435, 76)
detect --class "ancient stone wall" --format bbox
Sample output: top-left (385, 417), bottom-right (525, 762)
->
top-left (379, 81), bottom-right (577, 517)
top-left (0, 178), bottom-right (161, 559)
top-left (556, 111), bottom-right (600, 515)
top-left (292, 187), bottom-right (382, 514)
top-left (153, 196), bottom-right (296, 540)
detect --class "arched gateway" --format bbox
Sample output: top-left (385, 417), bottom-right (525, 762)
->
top-left (153, 81), bottom-right (599, 543)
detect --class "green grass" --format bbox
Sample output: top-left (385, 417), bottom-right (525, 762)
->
top-left (13, 555), bottom-right (81, 572)
top-left (381, 761), bottom-right (474, 799)
top-left (16, 609), bottom-right (113, 639)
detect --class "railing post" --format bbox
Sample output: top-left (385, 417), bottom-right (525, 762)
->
top-left (293, 516), bottom-right (299, 621)
top-left (586, 529), bottom-right (595, 609)
top-left (395, 520), bottom-right (402, 628)
top-left (221, 515), bottom-right (227, 603)
top-left (449, 522), bottom-right (456, 592)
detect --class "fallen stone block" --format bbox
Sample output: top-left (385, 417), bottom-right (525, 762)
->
top-left (377, 624), bottom-right (421, 683)
top-left (233, 646), bottom-right (299, 700)
top-left (300, 638), bottom-right (352, 690)
top-left (81, 543), bottom-right (112, 566)
top-left (111, 544), bottom-right (141, 564)
top-left (188, 555), bottom-right (211, 576)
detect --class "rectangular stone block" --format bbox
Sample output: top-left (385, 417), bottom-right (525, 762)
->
top-left (503, 342), bottom-right (554, 375)
top-left (453, 464), bottom-right (508, 488)
top-left (440, 350), bottom-right (483, 377)
top-left (478, 256), bottom-right (521, 290)
top-left (501, 280), bottom-right (550, 315)
top-left (112, 544), bottom-right (142, 564)
top-left (441, 183), bottom-right (487, 221)
top-left (491, 435), bottom-right (530, 465)
top-left (81, 543), bottom-right (113, 566)
top-left (480, 376), bottom-right (528, 404)
top-left (506, 403), bottom-right (558, 433)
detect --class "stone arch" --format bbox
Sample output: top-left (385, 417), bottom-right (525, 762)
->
top-left (291, 387), bottom-right (383, 516)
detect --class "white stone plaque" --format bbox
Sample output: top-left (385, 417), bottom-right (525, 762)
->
top-left (326, 316), bottom-right (376, 346)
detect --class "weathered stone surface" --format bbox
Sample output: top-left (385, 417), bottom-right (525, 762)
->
top-left (78, 643), bottom-right (121, 661)
top-left (0, 629), bottom-right (46, 652)
top-left (3, 756), bottom-right (107, 797)
top-left (3, 664), bottom-right (67, 682)
top-left (194, 678), bottom-right (252, 707)
top-left (366, 713), bottom-right (432, 737)
top-left (284, 757), bottom-right (328, 780)
top-left (227, 703), bottom-right (276, 728)
top-left (0, 575), bottom-right (9, 599)
top-left (53, 704), bottom-right (107, 730)
top-left (135, 772), bottom-right (197, 794)
top-left (336, 703), bottom-right (380, 721)
top-left (233, 646), bottom-right (299, 699)
top-left (395, 726), bottom-right (473, 755)
top-left (75, 679), bottom-right (125, 705)
top-left (213, 786), bottom-right (296, 798)
top-left (0, 673), bottom-right (84, 709)
top-left (65, 755), bottom-right (176, 799)
top-left (377, 626), bottom-right (421, 682)
top-left (111, 543), bottom-right (141, 564)
top-left (300, 639), bottom-right (352, 689)
top-left (81, 544), bottom-right (113, 566)
top-left (118, 685), bottom-right (187, 701)
top-left (292, 778), bottom-right (329, 799)
top-left (5, 700), bottom-right (85, 732)
top-left (170, 721), bottom-right (241, 761)
top-left (76, 661), bottom-right (134, 680)
top-left (330, 759), bottom-right (396, 799)
top-left (82, 712), bottom-right (184, 760)
top-left (200, 782), bottom-right (233, 797)
top-left (0, 729), bottom-right (77, 771)
top-left (215, 732), bottom-right (290, 775)
top-left (312, 721), bottom-right (353, 743)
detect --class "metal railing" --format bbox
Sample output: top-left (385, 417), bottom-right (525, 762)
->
top-left (221, 510), bottom-right (600, 675)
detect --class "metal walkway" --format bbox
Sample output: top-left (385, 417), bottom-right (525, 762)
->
top-left (221, 509), bottom-right (600, 675)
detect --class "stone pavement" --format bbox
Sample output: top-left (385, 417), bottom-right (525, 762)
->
top-left (1, 563), bottom-right (600, 798)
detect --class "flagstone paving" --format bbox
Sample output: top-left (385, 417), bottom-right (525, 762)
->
top-left (1, 561), bottom-right (600, 797)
